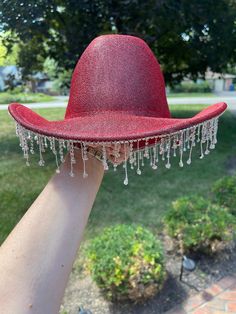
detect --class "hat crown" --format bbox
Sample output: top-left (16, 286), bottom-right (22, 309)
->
top-left (65, 35), bottom-right (170, 119)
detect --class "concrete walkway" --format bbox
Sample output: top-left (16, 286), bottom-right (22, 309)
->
top-left (0, 99), bottom-right (67, 110)
top-left (0, 95), bottom-right (235, 111)
top-left (167, 275), bottom-right (236, 314)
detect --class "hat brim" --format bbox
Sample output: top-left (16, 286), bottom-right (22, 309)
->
top-left (9, 102), bottom-right (227, 143)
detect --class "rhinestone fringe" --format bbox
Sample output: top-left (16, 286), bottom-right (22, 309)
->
top-left (15, 116), bottom-right (219, 185)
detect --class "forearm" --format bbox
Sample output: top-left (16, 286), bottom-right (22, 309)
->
top-left (0, 150), bottom-right (104, 314)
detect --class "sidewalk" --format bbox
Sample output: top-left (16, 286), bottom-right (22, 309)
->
top-left (167, 275), bottom-right (236, 314)
top-left (0, 95), bottom-right (235, 111)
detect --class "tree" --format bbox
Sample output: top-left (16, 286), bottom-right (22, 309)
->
top-left (43, 57), bottom-right (72, 94)
top-left (0, 32), bottom-right (19, 66)
top-left (0, 0), bottom-right (235, 84)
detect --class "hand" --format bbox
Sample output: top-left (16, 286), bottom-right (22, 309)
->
top-left (88, 143), bottom-right (130, 165)
top-left (60, 147), bottom-right (104, 178)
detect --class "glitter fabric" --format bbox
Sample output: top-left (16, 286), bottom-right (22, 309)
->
top-left (8, 34), bottom-right (227, 184)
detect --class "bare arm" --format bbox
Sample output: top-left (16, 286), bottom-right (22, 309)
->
top-left (0, 149), bottom-right (104, 314)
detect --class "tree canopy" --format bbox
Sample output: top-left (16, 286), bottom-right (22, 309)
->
top-left (0, 0), bottom-right (235, 84)
top-left (0, 32), bottom-right (18, 66)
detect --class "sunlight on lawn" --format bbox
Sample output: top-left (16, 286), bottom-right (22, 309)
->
top-left (0, 105), bottom-right (235, 244)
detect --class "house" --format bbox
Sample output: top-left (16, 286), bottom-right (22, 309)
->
top-left (0, 65), bottom-right (53, 93)
top-left (0, 65), bottom-right (21, 91)
top-left (205, 71), bottom-right (236, 92)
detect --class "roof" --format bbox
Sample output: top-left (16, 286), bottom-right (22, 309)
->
top-left (205, 70), bottom-right (236, 80)
top-left (0, 65), bottom-right (21, 80)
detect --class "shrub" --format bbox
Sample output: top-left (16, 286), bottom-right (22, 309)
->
top-left (0, 91), bottom-right (54, 104)
top-left (164, 195), bottom-right (236, 253)
top-left (171, 81), bottom-right (212, 93)
top-left (86, 224), bottom-right (166, 302)
top-left (212, 175), bottom-right (236, 215)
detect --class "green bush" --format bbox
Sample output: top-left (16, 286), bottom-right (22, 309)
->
top-left (171, 81), bottom-right (212, 93)
top-left (164, 196), bottom-right (236, 253)
top-left (212, 175), bottom-right (236, 215)
top-left (9, 86), bottom-right (25, 94)
top-left (86, 224), bottom-right (166, 302)
top-left (0, 91), bottom-right (54, 104)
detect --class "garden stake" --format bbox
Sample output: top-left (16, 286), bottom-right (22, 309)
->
top-left (179, 255), bottom-right (199, 292)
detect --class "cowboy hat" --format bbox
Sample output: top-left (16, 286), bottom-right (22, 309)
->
top-left (8, 34), bottom-right (227, 184)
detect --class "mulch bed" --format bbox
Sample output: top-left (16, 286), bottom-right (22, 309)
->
top-left (61, 237), bottom-right (236, 314)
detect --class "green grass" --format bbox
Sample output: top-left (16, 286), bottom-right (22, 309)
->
top-left (0, 92), bottom-right (55, 104)
top-left (0, 105), bottom-right (235, 246)
top-left (167, 92), bottom-right (214, 98)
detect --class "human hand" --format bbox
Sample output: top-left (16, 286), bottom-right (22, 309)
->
top-left (88, 143), bottom-right (130, 166)
top-left (59, 147), bottom-right (104, 179)
top-left (58, 143), bottom-right (130, 179)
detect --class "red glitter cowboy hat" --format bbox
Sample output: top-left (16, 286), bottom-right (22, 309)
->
top-left (8, 34), bottom-right (227, 184)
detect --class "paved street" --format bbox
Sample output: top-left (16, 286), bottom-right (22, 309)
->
top-left (0, 95), bottom-right (235, 111)
top-left (168, 96), bottom-right (236, 107)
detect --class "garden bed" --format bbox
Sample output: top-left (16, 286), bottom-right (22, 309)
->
top-left (61, 238), bottom-right (236, 314)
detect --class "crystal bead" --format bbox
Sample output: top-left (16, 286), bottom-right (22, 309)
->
top-left (123, 178), bottom-right (128, 185)
top-left (165, 163), bottom-right (171, 169)
top-left (187, 159), bottom-right (191, 165)
top-left (103, 163), bottom-right (109, 171)
top-left (38, 160), bottom-right (45, 166)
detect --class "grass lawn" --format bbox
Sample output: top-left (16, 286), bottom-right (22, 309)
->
top-left (0, 92), bottom-right (55, 104)
top-left (167, 92), bottom-right (215, 98)
top-left (0, 105), bottom-right (235, 246)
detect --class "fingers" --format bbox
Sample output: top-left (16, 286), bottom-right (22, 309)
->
top-left (88, 143), bottom-right (129, 165)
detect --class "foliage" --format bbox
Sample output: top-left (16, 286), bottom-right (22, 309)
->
top-left (0, 32), bottom-right (19, 66)
top-left (212, 175), bottom-right (236, 216)
top-left (164, 195), bottom-right (236, 253)
top-left (17, 39), bottom-right (44, 81)
top-left (51, 69), bottom-right (72, 95)
top-left (167, 93), bottom-right (214, 98)
top-left (171, 81), bottom-right (212, 93)
top-left (86, 224), bottom-right (166, 302)
top-left (3, 74), bottom-right (17, 91)
top-left (43, 58), bottom-right (72, 95)
top-left (0, 91), bottom-right (54, 104)
top-left (0, 1), bottom-right (235, 84)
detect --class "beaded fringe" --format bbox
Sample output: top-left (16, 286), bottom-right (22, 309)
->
top-left (15, 116), bottom-right (219, 185)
